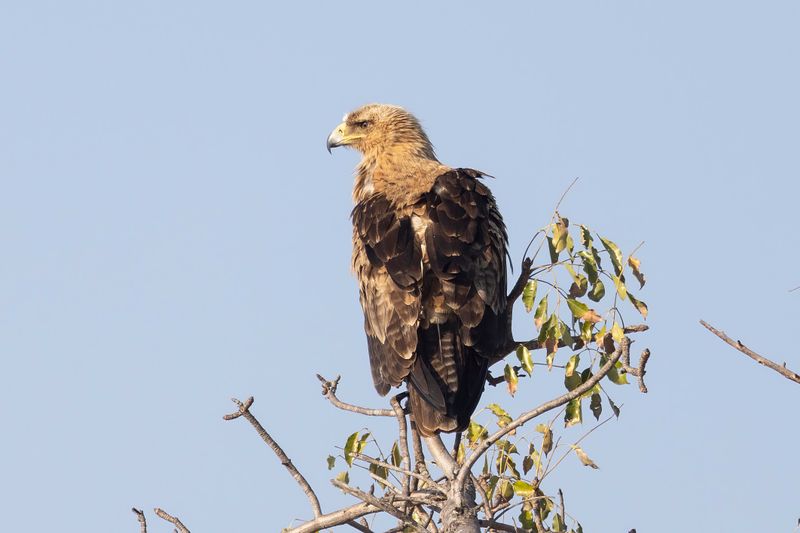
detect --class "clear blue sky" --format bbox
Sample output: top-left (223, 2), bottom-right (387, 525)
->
top-left (2, 2), bottom-right (798, 532)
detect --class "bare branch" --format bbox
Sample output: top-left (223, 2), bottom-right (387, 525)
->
top-left (455, 338), bottom-right (631, 492)
top-left (131, 508), bottom-right (147, 533)
top-left (331, 480), bottom-right (429, 533)
top-left (423, 434), bottom-right (457, 480)
top-left (620, 347), bottom-right (651, 393)
top-left (285, 502), bottom-right (379, 533)
top-left (478, 519), bottom-right (522, 532)
top-left (409, 420), bottom-right (432, 483)
top-left (347, 519), bottom-right (375, 533)
top-left (390, 395), bottom-right (412, 500)
top-left (154, 508), bottom-right (190, 533)
top-left (353, 453), bottom-right (443, 490)
top-left (317, 375), bottom-right (395, 416)
top-left (700, 320), bottom-right (800, 385)
top-left (223, 397), bottom-right (322, 517)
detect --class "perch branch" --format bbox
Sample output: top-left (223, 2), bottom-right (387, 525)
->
top-left (700, 320), bottom-right (800, 384)
top-left (154, 508), bottom-right (190, 533)
top-left (456, 338), bottom-right (630, 493)
top-left (317, 375), bottom-right (394, 416)
top-left (131, 508), bottom-right (147, 533)
top-left (223, 396), bottom-right (322, 517)
top-left (390, 395), bottom-right (412, 500)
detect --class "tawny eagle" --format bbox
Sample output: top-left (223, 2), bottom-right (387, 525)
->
top-left (327, 104), bottom-right (508, 436)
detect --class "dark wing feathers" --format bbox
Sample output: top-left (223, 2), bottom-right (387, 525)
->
top-left (353, 168), bottom-right (508, 435)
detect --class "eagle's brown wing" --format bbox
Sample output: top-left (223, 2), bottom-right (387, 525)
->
top-left (352, 168), bottom-right (508, 436)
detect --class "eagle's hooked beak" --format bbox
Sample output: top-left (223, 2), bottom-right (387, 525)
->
top-left (326, 122), bottom-right (361, 153)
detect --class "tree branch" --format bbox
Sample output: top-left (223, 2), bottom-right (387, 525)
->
top-left (489, 326), bottom-right (647, 367)
top-left (390, 395), bottom-right (412, 500)
top-left (455, 338), bottom-right (630, 493)
top-left (700, 320), bottom-right (800, 385)
top-left (317, 375), bottom-right (395, 416)
top-left (223, 396), bottom-right (322, 517)
top-left (285, 502), bottom-right (379, 533)
top-left (353, 453), bottom-right (443, 490)
top-left (131, 508), bottom-right (147, 533)
top-left (331, 480), bottom-right (429, 533)
top-left (154, 508), bottom-right (190, 533)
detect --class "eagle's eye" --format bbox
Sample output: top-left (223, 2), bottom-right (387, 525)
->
top-left (355, 120), bottom-right (370, 129)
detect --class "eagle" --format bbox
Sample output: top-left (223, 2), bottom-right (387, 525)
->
top-left (327, 104), bottom-right (509, 436)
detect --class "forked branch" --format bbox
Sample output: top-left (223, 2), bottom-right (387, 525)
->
top-left (223, 396), bottom-right (322, 517)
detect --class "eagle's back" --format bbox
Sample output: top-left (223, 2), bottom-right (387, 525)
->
top-left (352, 168), bottom-right (508, 436)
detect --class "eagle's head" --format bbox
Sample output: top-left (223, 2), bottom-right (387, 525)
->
top-left (327, 104), bottom-right (435, 160)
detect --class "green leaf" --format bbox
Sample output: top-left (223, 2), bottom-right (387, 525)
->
top-left (628, 292), bottom-right (649, 319)
top-left (344, 432), bottom-right (359, 467)
top-left (504, 364), bottom-right (518, 396)
top-left (548, 234), bottom-right (560, 264)
top-left (572, 445), bottom-right (599, 469)
top-left (552, 513), bottom-right (567, 532)
top-left (611, 322), bottom-right (624, 343)
top-left (628, 255), bottom-right (646, 288)
top-left (391, 441), bottom-right (402, 467)
top-left (467, 421), bottom-right (489, 444)
top-left (497, 479), bottom-right (514, 501)
top-left (522, 280), bottom-right (537, 312)
top-left (552, 220), bottom-right (569, 254)
top-left (608, 396), bottom-right (621, 418)
top-left (567, 299), bottom-right (589, 320)
top-left (588, 279), bottom-right (605, 302)
top-left (519, 508), bottom-right (534, 530)
top-left (590, 393), bottom-right (602, 420)
top-left (369, 462), bottom-right (389, 485)
top-left (569, 276), bottom-right (588, 298)
top-left (600, 236), bottom-right (624, 275)
top-left (534, 294), bottom-right (548, 330)
top-left (579, 250), bottom-right (599, 284)
top-left (327, 455), bottom-right (336, 470)
top-left (536, 424), bottom-right (553, 456)
top-left (513, 480), bottom-right (536, 498)
top-left (564, 354), bottom-right (582, 391)
top-left (516, 344), bottom-right (534, 375)
top-left (335, 471), bottom-right (350, 484)
top-left (456, 442), bottom-right (466, 465)
top-left (601, 354), bottom-right (629, 385)
top-left (522, 454), bottom-right (534, 475)
top-left (487, 403), bottom-right (513, 427)
top-left (565, 353), bottom-right (580, 377)
top-left (579, 225), bottom-right (593, 249)
top-left (564, 397), bottom-right (582, 427)
top-left (612, 274), bottom-right (628, 300)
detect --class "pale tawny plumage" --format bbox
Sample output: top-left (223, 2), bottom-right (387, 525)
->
top-left (327, 104), bottom-right (508, 436)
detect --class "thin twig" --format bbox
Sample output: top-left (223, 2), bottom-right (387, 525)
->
top-left (347, 519), bottom-right (374, 533)
top-left (223, 397), bottom-right (322, 517)
top-left (700, 320), bottom-right (800, 385)
top-left (131, 508), bottom-right (147, 533)
top-left (332, 480), bottom-right (428, 533)
top-left (489, 326), bottom-right (647, 367)
top-left (317, 375), bottom-right (395, 416)
top-left (353, 454), bottom-right (443, 490)
top-left (455, 338), bottom-right (630, 493)
top-left (478, 519), bottom-right (521, 532)
top-left (154, 508), bottom-right (190, 533)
